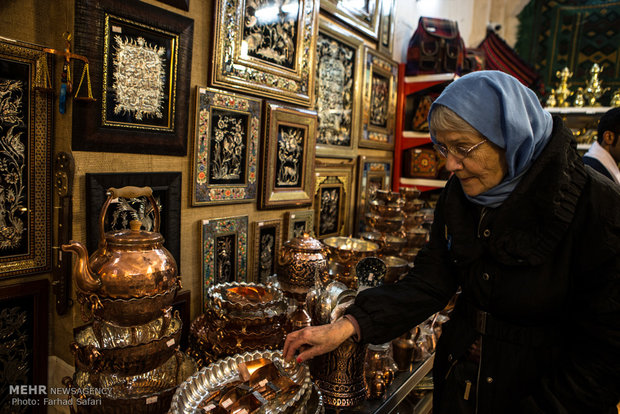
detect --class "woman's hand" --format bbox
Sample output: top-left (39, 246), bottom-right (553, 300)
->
top-left (283, 317), bottom-right (356, 363)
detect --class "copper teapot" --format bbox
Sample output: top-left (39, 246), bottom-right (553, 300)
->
top-left (62, 186), bottom-right (178, 299)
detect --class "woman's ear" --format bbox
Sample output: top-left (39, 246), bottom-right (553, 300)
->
top-left (602, 130), bottom-right (615, 146)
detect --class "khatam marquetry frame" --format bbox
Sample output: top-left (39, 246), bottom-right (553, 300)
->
top-left (250, 218), bottom-right (282, 283)
top-left (359, 46), bottom-right (398, 150)
top-left (192, 87), bottom-right (260, 205)
top-left (355, 155), bottom-right (393, 235)
top-left (259, 102), bottom-right (317, 209)
top-left (320, 0), bottom-right (381, 40)
top-left (0, 38), bottom-right (52, 279)
top-left (314, 16), bottom-right (365, 158)
top-left (211, 0), bottom-right (319, 107)
top-left (378, 0), bottom-right (396, 56)
top-left (314, 158), bottom-right (355, 239)
top-left (201, 215), bottom-right (248, 310)
top-left (284, 210), bottom-right (314, 242)
top-left (73, 0), bottom-right (194, 155)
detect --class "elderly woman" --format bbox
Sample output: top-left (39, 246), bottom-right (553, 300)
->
top-left (284, 71), bottom-right (620, 413)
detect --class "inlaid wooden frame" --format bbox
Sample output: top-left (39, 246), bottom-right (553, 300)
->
top-left (251, 218), bottom-right (282, 283)
top-left (378, 0), bottom-right (395, 56)
top-left (73, 0), bottom-right (194, 155)
top-left (259, 102), bottom-right (317, 209)
top-left (314, 158), bottom-right (355, 238)
top-left (192, 87), bottom-right (261, 205)
top-left (284, 210), bottom-right (314, 242)
top-left (314, 17), bottom-right (365, 158)
top-left (201, 215), bottom-right (248, 309)
top-left (355, 155), bottom-right (392, 235)
top-left (0, 38), bottom-right (52, 279)
top-left (85, 172), bottom-right (182, 266)
top-left (359, 46), bottom-right (397, 150)
top-left (211, 0), bottom-right (319, 107)
top-left (320, 0), bottom-right (381, 40)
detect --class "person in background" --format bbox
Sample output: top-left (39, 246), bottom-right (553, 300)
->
top-left (583, 107), bottom-right (620, 184)
top-left (284, 71), bottom-right (620, 413)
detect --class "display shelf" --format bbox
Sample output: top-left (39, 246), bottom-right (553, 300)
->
top-left (545, 106), bottom-right (611, 115)
top-left (401, 131), bottom-right (432, 150)
top-left (577, 143), bottom-right (592, 151)
top-left (412, 391), bottom-right (433, 414)
top-left (400, 177), bottom-right (447, 192)
top-left (403, 73), bottom-right (459, 95)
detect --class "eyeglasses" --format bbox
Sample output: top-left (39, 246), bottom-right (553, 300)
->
top-left (433, 139), bottom-right (487, 161)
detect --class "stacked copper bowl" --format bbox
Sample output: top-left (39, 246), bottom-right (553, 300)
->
top-left (188, 282), bottom-right (288, 368)
top-left (62, 186), bottom-right (194, 412)
top-left (322, 236), bottom-right (380, 289)
top-left (400, 187), bottom-right (429, 263)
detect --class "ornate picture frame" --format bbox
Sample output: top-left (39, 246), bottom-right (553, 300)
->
top-left (251, 219), bottom-right (282, 283)
top-left (259, 102), bottom-right (317, 209)
top-left (284, 210), bottom-right (314, 242)
top-left (201, 215), bottom-right (248, 308)
top-left (85, 172), bottom-right (182, 266)
top-left (378, 0), bottom-right (395, 56)
top-left (0, 279), bottom-right (49, 409)
top-left (358, 46), bottom-right (397, 150)
top-left (0, 38), bottom-right (52, 279)
top-left (192, 87), bottom-right (261, 205)
top-left (314, 158), bottom-right (355, 239)
top-left (320, 0), bottom-right (381, 40)
top-left (314, 17), bottom-right (364, 158)
top-left (211, 0), bottom-right (319, 107)
top-left (73, 0), bottom-right (194, 155)
top-left (156, 0), bottom-right (190, 11)
top-left (355, 155), bottom-right (392, 235)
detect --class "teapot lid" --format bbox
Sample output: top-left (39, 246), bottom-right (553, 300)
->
top-left (284, 233), bottom-right (324, 252)
top-left (105, 220), bottom-right (163, 246)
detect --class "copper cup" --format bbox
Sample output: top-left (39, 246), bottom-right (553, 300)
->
top-left (391, 338), bottom-right (417, 371)
top-left (383, 256), bottom-right (409, 284)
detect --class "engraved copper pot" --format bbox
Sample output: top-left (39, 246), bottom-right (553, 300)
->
top-left (62, 186), bottom-right (179, 324)
top-left (276, 234), bottom-right (329, 300)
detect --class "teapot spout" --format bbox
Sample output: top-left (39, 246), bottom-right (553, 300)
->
top-left (61, 241), bottom-right (102, 294)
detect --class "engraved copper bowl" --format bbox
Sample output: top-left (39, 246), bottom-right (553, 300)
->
top-left (323, 237), bottom-right (380, 289)
top-left (71, 310), bottom-right (182, 375)
top-left (383, 256), bottom-right (410, 284)
top-left (365, 213), bottom-right (404, 233)
top-left (374, 190), bottom-right (402, 204)
top-left (381, 235), bottom-right (407, 256)
top-left (406, 227), bottom-right (429, 248)
top-left (403, 198), bottom-right (426, 213)
top-left (276, 234), bottom-right (329, 299)
top-left (402, 247), bottom-right (421, 263)
top-left (168, 349), bottom-right (313, 414)
top-left (399, 186), bottom-right (421, 201)
top-left (368, 200), bottom-right (404, 218)
top-left (403, 211), bottom-right (426, 230)
top-left (65, 351), bottom-right (197, 414)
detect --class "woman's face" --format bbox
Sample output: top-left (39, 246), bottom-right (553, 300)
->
top-left (436, 130), bottom-right (508, 197)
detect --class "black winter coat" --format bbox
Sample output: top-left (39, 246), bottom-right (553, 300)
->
top-left (347, 118), bottom-right (620, 413)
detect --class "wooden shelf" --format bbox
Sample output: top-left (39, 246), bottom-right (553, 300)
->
top-left (401, 132), bottom-right (432, 150)
top-left (403, 73), bottom-right (459, 96)
top-left (400, 177), bottom-right (447, 192)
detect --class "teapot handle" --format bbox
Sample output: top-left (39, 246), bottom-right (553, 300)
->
top-left (98, 186), bottom-right (160, 246)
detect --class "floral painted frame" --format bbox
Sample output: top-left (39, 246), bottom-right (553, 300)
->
top-left (0, 38), bottom-right (52, 279)
top-left (211, 0), bottom-right (319, 107)
top-left (359, 46), bottom-right (398, 150)
top-left (73, 0), bottom-right (193, 155)
top-left (320, 0), bottom-right (381, 40)
top-left (355, 155), bottom-right (392, 235)
top-left (378, 0), bottom-right (395, 56)
top-left (85, 172), bottom-right (182, 266)
top-left (284, 210), bottom-right (314, 242)
top-left (251, 219), bottom-right (282, 283)
top-left (314, 17), bottom-right (364, 158)
top-left (314, 158), bottom-right (355, 239)
top-left (201, 215), bottom-right (248, 309)
top-left (192, 87), bottom-right (261, 205)
top-left (259, 102), bottom-right (317, 209)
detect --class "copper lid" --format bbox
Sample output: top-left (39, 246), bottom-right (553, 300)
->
top-left (284, 233), bottom-right (324, 252)
top-left (105, 220), bottom-right (164, 245)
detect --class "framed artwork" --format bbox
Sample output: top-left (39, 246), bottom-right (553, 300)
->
top-left (211, 0), bottom-right (319, 107)
top-left (156, 0), bottom-right (190, 11)
top-left (355, 155), bottom-right (392, 235)
top-left (251, 219), bottom-right (282, 283)
top-left (201, 216), bottom-right (248, 308)
top-left (359, 46), bottom-right (397, 150)
top-left (320, 0), bottom-right (381, 40)
top-left (314, 158), bottom-right (355, 239)
top-left (0, 279), bottom-right (49, 412)
top-left (73, 0), bottom-right (194, 155)
top-left (314, 17), bottom-right (364, 158)
top-left (0, 38), bottom-right (52, 279)
top-left (85, 172), bottom-right (182, 265)
top-left (192, 87), bottom-right (261, 205)
top-left (171, 289), bottom-right (191, 350)
top-left (378, 0), bottom-right (395, 56)
top-left (259, 102), bottom-right (317, 209)
top-left (284, 210), bottom-right (314, 242)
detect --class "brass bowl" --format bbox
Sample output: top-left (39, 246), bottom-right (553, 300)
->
top-left (382, 256), bottom-right (409, 284)
top-left (359, 231), bottom-right (382, 244)
top-left (402, 247), bottom-right (421, 263)
top-left (66, 351), bottom-right (197, 414)
top-left (365, 213), bottom-right (403, 233)
top-left (381, 235), bottom-right (407, 256)
top-left (79, 282), bottom-right (180, 327)
top-left (406, 228), bottom-right (429, 248)
top-left (71, 311), bottom-right (182, 375)
top-left (368, 200), bottom-right (403, 218)
top-left (403, 198), bottom-right (426, 213)
top-left (399, 186), bottom-right (421, 201)
top-left (374, 189), bottom-right (402, 204)
top-left (403, 212), bottom-right (425, 230)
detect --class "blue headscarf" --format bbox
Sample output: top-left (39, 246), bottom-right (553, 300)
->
top-left (428, 71), bottom-right (553, 208)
